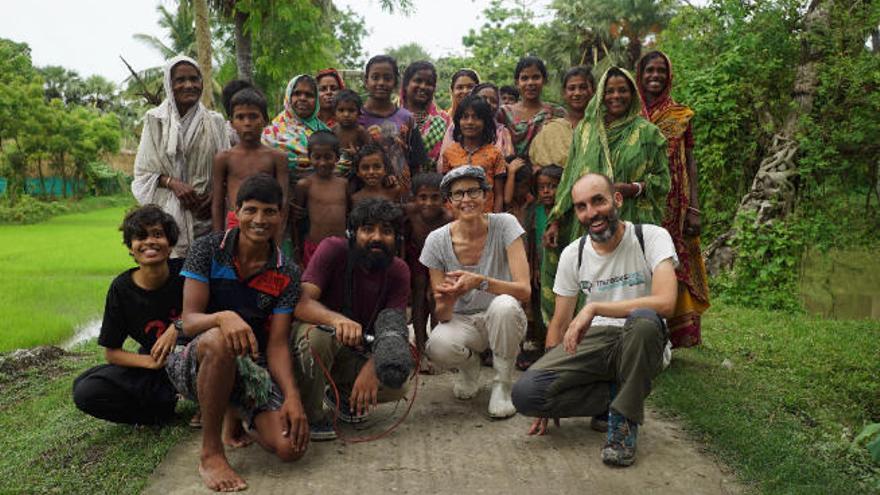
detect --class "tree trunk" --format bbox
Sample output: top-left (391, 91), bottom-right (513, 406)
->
top-left (234, 9), bottom-right (254, 82)
top-left (705, 0), bottom-right (829, 275)
top-left (193, 0), bottom-right (214, 109)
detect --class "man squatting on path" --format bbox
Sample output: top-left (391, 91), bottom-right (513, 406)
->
top-left (165, 174), bottom-right (306, 492)
top-left (512, 172), bottom-right (678, 467)
top-left (291, 197), bottom-right (414, 437)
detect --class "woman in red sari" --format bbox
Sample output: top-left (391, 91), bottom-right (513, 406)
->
top-left (637, 50), bottom-right (710, 347)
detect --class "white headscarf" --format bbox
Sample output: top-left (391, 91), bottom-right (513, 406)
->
top-left (132, 55), bottom-right (228, 257)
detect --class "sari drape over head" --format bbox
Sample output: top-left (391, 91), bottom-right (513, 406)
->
top-left (499, 102), bottom-right (566, 158)
top-left (540, 67), bottom-right (670, 327)
top-left (399, 87), bottom-right (450, 171)
top-left (638, 51), bottom-right (710, 348)
top-left (132, 55), bottom-right (228, 257)
top-left (316, 68), bottom-right (345, 127)
top-left (262, 74), bottom-right (330, 179)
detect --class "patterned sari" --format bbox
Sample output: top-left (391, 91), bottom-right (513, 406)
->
top-left (400, 88), bottom-right (450, 172)
top-left (262, 75), bottom-right (330, 180)
top-left (638, 51), bottom-right (710, 348)
top-left (499, 103), bottom-right (566, 158)
top-left (539, 68), bottom-right (670, 327)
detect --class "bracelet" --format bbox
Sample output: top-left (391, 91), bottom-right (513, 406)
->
top-left (687, 206), bottom-right (701, 214)
top-left (162, 176), bottom-right (171, 188)
top-left (633, 182), bottom-right (643, 198)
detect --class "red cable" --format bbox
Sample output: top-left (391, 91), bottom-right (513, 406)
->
top-left (307, 327), bottom-right (421, 444)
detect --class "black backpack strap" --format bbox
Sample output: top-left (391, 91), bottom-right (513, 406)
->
top-left (577, 235), bottom-right (587, 270)
top-left (635, 223), bottom-right (649, 266)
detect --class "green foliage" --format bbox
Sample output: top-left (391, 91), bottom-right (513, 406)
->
top-left (333, 6), bottom-right (368, 70)
top-left (0, 195), bottom-right (134, 225)
top-left (713, 213), bottom-right (803, 311)
top-left (657, 0), bottom-right (802, 240)
top-left (653, 303), bottom-right (880, 493)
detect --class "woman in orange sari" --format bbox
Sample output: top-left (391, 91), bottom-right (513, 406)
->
top-left (637, 50), bottom-right (710, 347)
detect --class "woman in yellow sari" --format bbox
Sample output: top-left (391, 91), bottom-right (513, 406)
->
top-left (540, 67), bottom-right (669, 332)
top-left (637, 51), bottom-right (710, 348)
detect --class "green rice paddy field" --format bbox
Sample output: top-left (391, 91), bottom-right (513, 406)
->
top-left (0, 207), bottom-right (131, 351)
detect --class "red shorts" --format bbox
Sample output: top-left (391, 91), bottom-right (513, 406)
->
top-left (302, 239), bottom-right (319, 269)
top-left (225, 211), bottom-right (239, 229)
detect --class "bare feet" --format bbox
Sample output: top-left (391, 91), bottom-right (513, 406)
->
top-left (222, 412), bottom-right (253, 449)
top-left (199, 453), bottom-right (247, 492)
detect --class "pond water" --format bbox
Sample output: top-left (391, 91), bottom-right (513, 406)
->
top-left (800, 249), bottom-right (880, 320)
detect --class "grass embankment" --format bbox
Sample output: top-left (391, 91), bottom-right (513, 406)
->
top-left (0, 343), bottom-right (194, 494)
top-left (652, 304), bottom-right (880, 494)
top-left (0, 206), bottom-right (133, 351)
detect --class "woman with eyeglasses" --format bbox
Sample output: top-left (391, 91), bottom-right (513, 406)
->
top-left (418, 166), bottom-right (531, 419)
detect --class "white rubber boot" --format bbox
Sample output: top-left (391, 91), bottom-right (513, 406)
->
top-left (488, 356), bottom-right (516, 418)
top-left (453, 351), bottom-right (481, 400)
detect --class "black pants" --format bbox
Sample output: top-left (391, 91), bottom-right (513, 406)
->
top-left (72, 364), bottom-right (178, 425)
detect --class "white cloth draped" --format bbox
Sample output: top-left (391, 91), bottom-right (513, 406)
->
top-left (132, 55), bottom-right (228, 257)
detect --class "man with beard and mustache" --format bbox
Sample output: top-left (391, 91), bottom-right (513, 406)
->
top-left (511, 173), bottom-right (678, 468)
top-left (291, 198), bottom-right (412, 439)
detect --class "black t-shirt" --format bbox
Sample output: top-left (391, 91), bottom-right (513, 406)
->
top-left (97, 258), bottom-right (185, 353)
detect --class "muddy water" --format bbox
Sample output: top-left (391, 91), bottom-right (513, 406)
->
top-left (800, 249), bottom-right (880, 320)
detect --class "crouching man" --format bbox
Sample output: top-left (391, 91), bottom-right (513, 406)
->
top-left (166, 174), bottom-right (307, 492)
top-left (292, 198), bottom-right (413, 438)
top-left (512, 173), bottom-right (678, 467)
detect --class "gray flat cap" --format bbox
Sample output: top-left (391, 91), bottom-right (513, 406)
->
top-left (439, 165), bottom-right (490, 199)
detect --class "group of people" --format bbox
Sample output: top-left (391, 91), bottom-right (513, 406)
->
top-left (70, 49), bottom-right (710, 491)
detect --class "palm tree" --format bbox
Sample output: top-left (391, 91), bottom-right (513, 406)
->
top-left (133, 2), bottom-right (197, 60)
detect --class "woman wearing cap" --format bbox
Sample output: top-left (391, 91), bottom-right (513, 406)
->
top-left (419, 166), bottom-right (530, 419)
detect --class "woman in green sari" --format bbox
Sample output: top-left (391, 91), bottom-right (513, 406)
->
top-left (539, 67), bottom-right (670, 337)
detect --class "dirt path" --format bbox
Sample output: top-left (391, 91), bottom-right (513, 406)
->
top-left (144, 369), bottom-right (744, 494)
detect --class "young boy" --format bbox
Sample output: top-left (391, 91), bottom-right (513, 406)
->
top-left (499, 85), bottom-right (520, 106)
top-left (350, 143), bottom-right (404, 205)
top-left (293, 130), bottom-right (349, 268)
top-left (517, 164), bottom-right (563, 370)
top-left (211, 87), bottom-right (289, 233)
top-left (404, 173), bottom-right (452, 364)
top-left (72, 205), bottom-right (184, 425)
top-left (331, 89), bottom-right (371, 176)
top-left (504, 160), bottom-right (535, 230)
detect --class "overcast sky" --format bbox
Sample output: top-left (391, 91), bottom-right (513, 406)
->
top-left (1, 0), bottom-right (551, 84)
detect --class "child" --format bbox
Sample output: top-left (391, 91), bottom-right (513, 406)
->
top-left (359, 54), bottom-right (428, 192)
top-left (211, 88), bottom-right (289, 233)
top-left (221, 79), bottom-right (253, 146)
top-left (440, 94), bottom-right (506, 212)
top-left (499, 85), bottom-right (520, 106)
top-left (293, 130), bottom-right (349, 268)
top-left (404, 172), bottom-right (452, 363)
top-left (72, 205), bottom-right (184, 425)
top-left (516, 164), bottom-right (563, 370)
top-left (350, 143), bottom-right (404, 205)
top-left (331, 89), bottom-right (371, 176)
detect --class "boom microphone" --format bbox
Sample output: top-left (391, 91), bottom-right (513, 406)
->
top-left (371, 309), bottom-right (414, 389)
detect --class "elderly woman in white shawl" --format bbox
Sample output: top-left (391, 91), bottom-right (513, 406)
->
top-left (132, 55), bottom-right (228, 257)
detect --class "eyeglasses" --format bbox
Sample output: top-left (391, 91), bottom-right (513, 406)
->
top-left (450, 187), bottom-right (484, 201)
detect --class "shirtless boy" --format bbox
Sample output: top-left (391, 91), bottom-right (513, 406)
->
top-left (350, 143), bottom-right (404, 205)
top-left (404, 172), bottom-right (452, 358)
top-left (331, 89), bottom-right (371, 176)
top-left (293, 130), bottom-right (349, 268)
top-left (211, 88), bottom-right (288, 233)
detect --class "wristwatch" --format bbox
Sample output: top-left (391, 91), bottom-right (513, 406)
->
top-left (478, 277), bottom-right (489, 292)
top-left (173, 319), bottom-right (184, 334)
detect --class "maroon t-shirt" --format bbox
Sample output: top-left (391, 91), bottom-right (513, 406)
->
top-left (302, 237), bottom-right (410, 333)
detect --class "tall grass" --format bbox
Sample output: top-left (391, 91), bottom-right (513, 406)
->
top-left (0, 207), bottom-right (132, 351)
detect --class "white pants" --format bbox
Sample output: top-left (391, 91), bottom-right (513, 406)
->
top-left (426, 294), bottom-right (527, 366)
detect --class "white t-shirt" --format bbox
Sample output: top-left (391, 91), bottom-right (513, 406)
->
top-left (420, 213), bottom-right (524, 314)
top-left (553, 222), bottom-right (678, 328)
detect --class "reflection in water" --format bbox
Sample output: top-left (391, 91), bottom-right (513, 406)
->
top-left (63, 318), bottom-right (101, 350)
top-left (800, 249), bottom-right (880, 320)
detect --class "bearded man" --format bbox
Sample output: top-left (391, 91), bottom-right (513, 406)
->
top-left (511, 172), bottom-right (678, 468)
top-left (291, 198), bottom-right (413, 440)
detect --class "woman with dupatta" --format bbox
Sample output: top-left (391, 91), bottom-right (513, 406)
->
top-left (400, 61), bottom-right (450, 172)
top-left (637, 51), bottom-right (710, 347)
top-left (540, 67), bottom-right (670, 331)
top-left (262, 74), bottom-right (330, 182)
